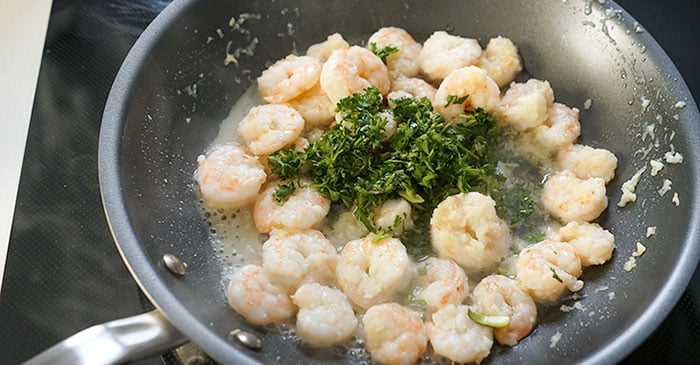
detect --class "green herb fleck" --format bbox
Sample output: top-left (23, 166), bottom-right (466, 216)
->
top-left (417, 265), bottom-right (428, 276)
top-left (370, 42), bottom-right (399, 64)
top-left (468, 308), bottom-right (510, 329)
top-left (525, 231), bottom-right (546, 243)
top-left (372, 230), bottom-right (393, 243)
top-left (550, 267), bottom-right (563, 283)
top-left (272, 181), bottom-right (297, 204)
top-left (396, 289), bottom-right (427, 311)
top-left (444, 94), bottom-right (468, 107)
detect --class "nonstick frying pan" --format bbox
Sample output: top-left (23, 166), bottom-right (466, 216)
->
top-left (28, 0), bottom-right (700, 363)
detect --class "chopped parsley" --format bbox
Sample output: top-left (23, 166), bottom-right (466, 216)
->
top-left (268, 86), bottom-right (535, 255)
top-left (272, 181), bottom-right (297, 204)
top-left (372, 230), bottom-right (393, 243)
top-left (550, 267), bottom-right (563, 283)
top-left (444, 94), bottom-right (468, 107)
top-left (370, 42), bottom-right (399, 64)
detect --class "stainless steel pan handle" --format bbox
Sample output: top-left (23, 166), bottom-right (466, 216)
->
top-left (24, 310), bottom-right (187, 365)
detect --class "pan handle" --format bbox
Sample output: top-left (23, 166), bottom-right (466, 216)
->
top-left (24, 310), bottom-right (187, 365)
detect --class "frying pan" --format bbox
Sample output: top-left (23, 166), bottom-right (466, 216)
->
top-left (27, 0), bottom-right (700, 364)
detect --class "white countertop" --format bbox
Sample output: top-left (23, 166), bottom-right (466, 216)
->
top-left (0, 0), bottom-right (53, 294)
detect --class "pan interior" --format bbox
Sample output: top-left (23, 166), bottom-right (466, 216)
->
top-left (100, 0), bottom-right (700, 363)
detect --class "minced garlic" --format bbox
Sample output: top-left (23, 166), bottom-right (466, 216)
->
top-left (623, 256), bottom-right (637, 272)
top-left (618, 167), bottom-right (646, 207)
top-left (632, 242), bottom-right (646, 257)
top-left (550, 332), bottom-right (562, 348)
top-left (658, 179), bottom-right (672, 196)
top-left (646, 226), bottom-right (656, 238)
top-left (649, 160), bottom-right (664, 176)
top-left (664, 151), bottom-right (683, 164)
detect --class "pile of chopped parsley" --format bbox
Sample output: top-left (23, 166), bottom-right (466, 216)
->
top-left (268, 86), bottom-right (538, 255)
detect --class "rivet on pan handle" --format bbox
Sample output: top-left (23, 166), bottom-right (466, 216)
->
top-left (23, 310), bottom-right (187, 365)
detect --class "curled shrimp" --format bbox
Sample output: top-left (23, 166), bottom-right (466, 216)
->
top-left (527, 102), bottom-right (581, 151)
top-left (306, 33), bottom-right (350, 62)
top-left (254, 178), bottom-right (331, 233)
top-left (557, 144), bottom-right (618, 183)
top-left (261, 229), bottom-right (338, 290)
top-left (419, 31), bottom-right (482, 81)
top-left (476, 36), bottom-right (522, 88)
top-left (362, 302), bottom-right (428, 365)
top-left (542, 170), bottom-right (608, 223)
top-left (368, 27), bottom-right (422, 79)
top-left (515, 240), bottom-right (583, 303)
top-left (286, 84), bottom-right (335, 130)
top-left (471, 274), bottom-right (537, 346)
top-left (387, 76), bottom-right (437, 105)
top-left (257, 55), bottom-right (322, 103)
top-left (415, 257), bottom-right (469, 312)
top-left (497, 79), bottom-right (554, 131)
top-left (373, 197), bottom-right (414, 235)
top-left (320, 46), bottom-right (390, 104)
top-left (237, 104), bottom-right (305, 156)
top-left (226, 264), bottom-right (295, 325)
top-left (430, 192), bottom-right (510, 274)
top-left (559, 221), bottom-right (615, 267)
top-left (335, 233), bottom-right (413, 309)
top-left (292, 283), bottom-right (358, 347)
top-left (434, 66), bottom-right (501, 122)
top-left (195, 144), bottom-right (266, 209)
top-left (425, 304), bottom-right (494, 364)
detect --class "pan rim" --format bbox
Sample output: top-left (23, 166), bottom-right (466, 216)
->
top-left (98, 0), bottom-right (260, 363)
top-left (98, 0), bottom-right (700, 364)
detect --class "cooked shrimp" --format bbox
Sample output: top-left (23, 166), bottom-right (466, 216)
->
top-left (558, 221), bottom-right (615, 266)
top-left (542, 170), bottom-right (608, 223)
top-left (430, 192), bottom-right (510, 273)
top-left (226, 264), bottom-right (295, 325)
top-left (286, 84), bottom-right (335, 130)
top-left (306, 33), bottom-right (350, 62)
top-left (496, 79), bottom-right (554, 131)
top-left (528, 102), bottom-right (581, 150)
top-left (387, 76), bottom-right (437, 105)
top-left (472, 274), bottom-right (537, 346)
top-left (335, 233), bottom-right (412, 309)
top-left (261, 229), bottom-right (338, 290)
top-left (476, 36), bottom-right (522, 88)
top-left (415, 257), bottom-right (469, 312)
top-left (419, 31), bottom-right (482, 81)
top-left (373, 198), bottom-right (414, 235)
top-left (557, 144), bottom-right (618, 183)
top-left (237, 104), bottom-right (304, 156)
top-left (362, 303), bottom-right (428, 365)
top-left (195, 144), bottom-right (266, 209)
top-left (254, 178), bottom-right (331, 232)
top-left (292, 283), bottom-right (358, 347)
top-left (425, 304), bottom-right (493, 364)
top-left (320, 46), bottom-right (391, 104)
top-left (515, 240), bottom-right (583, 303)
top-left (434, 66), bottom-right (501, 122)
top-left (368, 27), bottom-right (422, 79)
top-left (257, 55), bottom-right (322, 103)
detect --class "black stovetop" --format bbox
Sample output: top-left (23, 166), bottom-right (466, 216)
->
top-left (1, 1), bottom-right (698, 364)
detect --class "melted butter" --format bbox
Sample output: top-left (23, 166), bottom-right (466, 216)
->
top-left (212, 83), bottom-right (262, 146)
